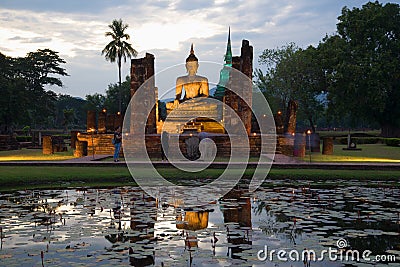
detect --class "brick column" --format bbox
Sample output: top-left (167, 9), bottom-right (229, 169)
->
top-left (87, 110), bottom-right (96, 132)
top-left (42, 136), bottom-right (53, 155)
top-left (130, 53), bottom-right (156, 134)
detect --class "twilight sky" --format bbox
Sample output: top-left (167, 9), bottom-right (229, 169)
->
top-left (0, 0), bottom-right (394, 98)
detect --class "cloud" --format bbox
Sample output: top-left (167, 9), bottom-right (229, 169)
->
top-left (0, 0), bottom-right (129, 13)
top-left (0, 0), bottom-right (394, 97)
top-left (9, 36), bottom-right (52, 43)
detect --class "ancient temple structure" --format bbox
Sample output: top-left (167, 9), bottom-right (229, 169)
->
top-left (76, 30), bottom-right (283, 158)
top-left (132, 30), bottom-right (254, 137)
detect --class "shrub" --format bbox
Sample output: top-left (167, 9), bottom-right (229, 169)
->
top-left (16, 136), bottom-right (32, 142)
top-left (335, 137), bottom-right (383, 145)
top-left (385, 138), bottom-right (400, 147)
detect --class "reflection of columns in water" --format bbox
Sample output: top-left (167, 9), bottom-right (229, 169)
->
top-left (104, 190), bottom-right (157, 266)
top-left (129, 195), bottom-right (156, 236)
top-left (129, 192), bottom-right (157, 266)
top-left (221, 188), bottom-right (252, 259)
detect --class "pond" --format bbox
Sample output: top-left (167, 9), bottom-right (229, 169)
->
top-left (0, 180), bottom-right (399, 266)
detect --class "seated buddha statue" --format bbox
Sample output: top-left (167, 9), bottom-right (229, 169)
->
top-left (163, 44), bottom-right (222, 134)
top-left (173, 44), bottom-right (209, 108)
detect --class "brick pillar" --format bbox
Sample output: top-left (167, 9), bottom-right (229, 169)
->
top-left (225, 40), bottom-right (253, 136)
top-left (42, 136), bottom-right (53, 155)
top-left (116, 113), bottom-right (123, 129)
top-left (74, 140), bottom-right (87, 157)
top-left (106, 114), bottom-right (115, 132)
top-left (223, 57), bottom-right (240, 133)
top-left (285, 100), bottom-right (298, 135)
top-left (131, 53), bottom-right (157, 134)
top-left (239, 40), bottom-right (253, 135)
top-left (322, 137), bottom-right (334, 155)
top-left (293, 133), bottom-right (306, 157)
top-left (70, 131), bottom-right (79, 149)
top-left (275, 112), bottom-right (284, 134)
top-left (130, 53), bottom-right (156, 134)
top-left (87, 110), bottom-right (96, 132)
top-left (98, 110), bottom-right (107, 133)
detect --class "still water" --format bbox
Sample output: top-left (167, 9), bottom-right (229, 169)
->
top-left (0, 180), bottom-right (399, 266)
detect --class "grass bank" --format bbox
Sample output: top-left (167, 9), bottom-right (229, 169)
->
top-left (301, 144), bottom-right (400, 163)
top-left (0, 148), bottom-right (74, 161)
top-left (0, 166), bottom-right (399, 192)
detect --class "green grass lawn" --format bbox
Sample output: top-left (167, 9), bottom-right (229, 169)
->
top-left (301, 144), bottom-right (400, 163)
top-left (0, 166), bottom-right (399, 192)
top-left (0, 148), bottom-right (75, 161)
top-left (0, 144), bottom-right (398, 164)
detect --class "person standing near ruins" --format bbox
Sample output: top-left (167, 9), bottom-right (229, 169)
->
top-left (113, 126), bottom-right (122, 162)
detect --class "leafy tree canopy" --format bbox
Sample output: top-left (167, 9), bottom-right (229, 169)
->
top-left (319, 1), bottom-right (400, 135)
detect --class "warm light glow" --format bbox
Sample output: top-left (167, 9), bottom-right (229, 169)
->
top-left (117, 112), bottom-right (121, 115)
top-left (307, 130), bottom-right (311, 135)
top-left (291, 132), bottom-right (295, 136)
top-left (102, 108), bottom-right (107, 113)
top-left (277, 111), bottom-right (282, 115)
top-left (252, 133), bottom-right (257, 136)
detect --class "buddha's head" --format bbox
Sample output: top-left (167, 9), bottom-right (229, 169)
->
top-left (186, 44), bottom-right (199, 76)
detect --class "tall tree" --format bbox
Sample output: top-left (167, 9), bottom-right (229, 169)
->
top-left (0, 49), bottom-right (68, 132)
top-left (17, 49), bottom-right (68, 128)
top-left (319, 1), bottom-right (400, 136)
top-left (102, 19), bottom-right (137, 113)
top-left (104, 75), bottom-right (131, 114)
top-left (55, 94), bottom-right (87, 129)
top-left (256, 43), bottom-right (326, 132)
top-left (85, 93), bottom-right (106, 113)
top-left (0, 53), bottom-right (29, 133)
top-left (256, 43), bottom-right (298, 113)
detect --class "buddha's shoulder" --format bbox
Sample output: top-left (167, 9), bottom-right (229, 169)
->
top-left (196, 75), bottom-right (208, 81)
top-left (176, 75), bottom-right (208, 82)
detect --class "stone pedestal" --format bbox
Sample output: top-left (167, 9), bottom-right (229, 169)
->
top-left (322, 137), bottom-right (334, 155)
top-left (42, 136), bottom-right (53, 155)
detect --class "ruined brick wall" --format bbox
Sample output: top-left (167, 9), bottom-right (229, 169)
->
top-left (224, 40), bottom-right (253, 136)
top-left (130, 53), bottom-right (156, 134)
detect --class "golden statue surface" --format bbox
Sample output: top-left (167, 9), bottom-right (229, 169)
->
top-left (163, 44), bottom-right (223, 134)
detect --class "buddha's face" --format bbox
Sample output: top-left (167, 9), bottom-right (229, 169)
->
top-left (186, 61), bottom-right (199, 76)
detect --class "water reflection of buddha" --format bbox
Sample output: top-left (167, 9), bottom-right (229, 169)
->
top-left (173, 44), bottom-right (209, 108)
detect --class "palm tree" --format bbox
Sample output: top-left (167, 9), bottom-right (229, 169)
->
top-left (102, 19), bottom-right (137, 112)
